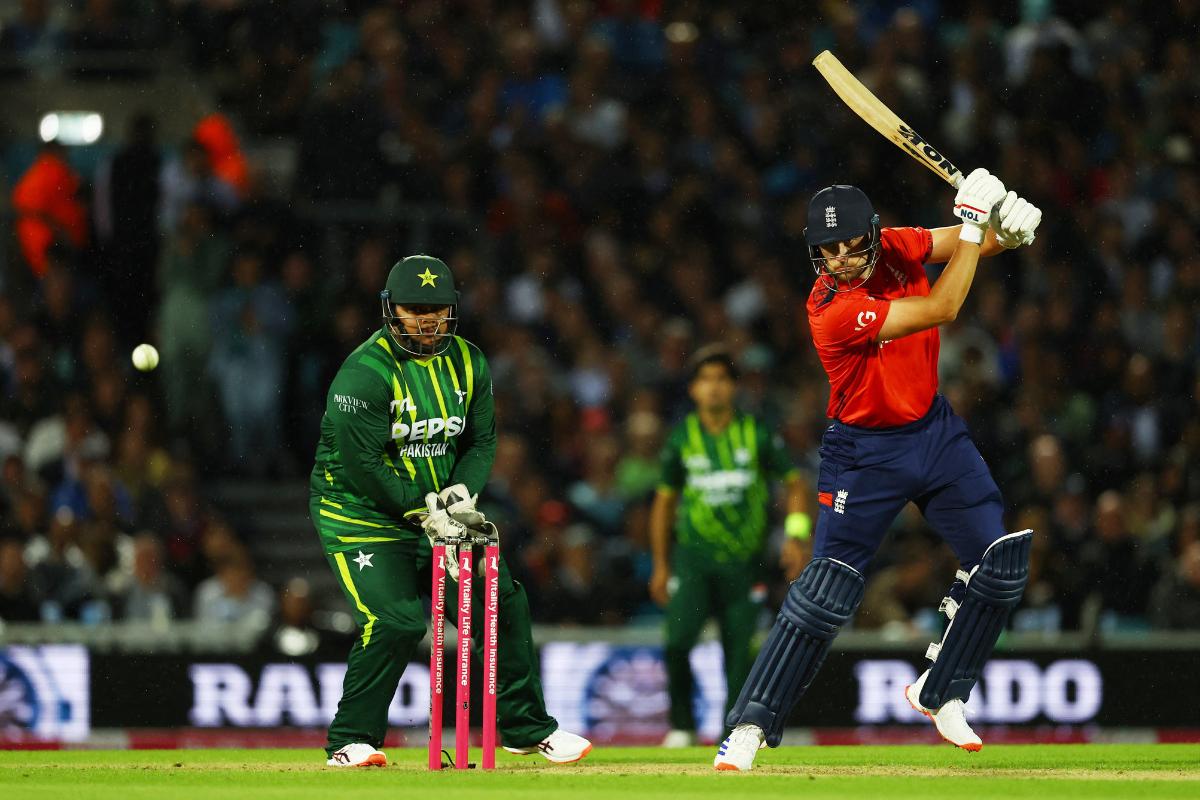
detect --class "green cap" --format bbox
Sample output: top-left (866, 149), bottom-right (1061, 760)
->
top-left (384, 255), bottom-right (458, 307)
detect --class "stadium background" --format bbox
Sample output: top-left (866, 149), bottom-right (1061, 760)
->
top-left (0, 0), bottom-right (1198, 747)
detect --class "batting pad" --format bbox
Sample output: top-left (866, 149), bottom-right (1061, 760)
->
top-left (919, 529), bottom-right (1033, 709)
top-left (726, 557), bottom-right (864, 747)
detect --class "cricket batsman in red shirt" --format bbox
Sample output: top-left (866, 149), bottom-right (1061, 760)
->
top-left (714, 169), bottom-right (1043, 770)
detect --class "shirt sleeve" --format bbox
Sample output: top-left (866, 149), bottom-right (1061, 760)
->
top-left (327, 365), bottom-right (424, 517)
top-left (882, 226), bottom-right (933, 266)
top-left (449, 348), bottom-right (497, 497)
top-left (657, 427), bottom-right (685, 491)
top-left (812, 294), bottom-right (891, 349)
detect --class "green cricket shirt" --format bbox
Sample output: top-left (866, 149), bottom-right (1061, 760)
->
top-left (659, 412), bottom-right (798, 562)
top-left (310, 330), bottom-right (495, 552)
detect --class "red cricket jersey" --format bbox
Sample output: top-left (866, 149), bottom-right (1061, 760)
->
top-left (806, 227), bottom-right (938, 427)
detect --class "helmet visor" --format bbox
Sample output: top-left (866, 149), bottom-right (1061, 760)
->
top-left (382, 298), bottom-right (459, 356)
top-left (810, 235), bottom-right (880, 292)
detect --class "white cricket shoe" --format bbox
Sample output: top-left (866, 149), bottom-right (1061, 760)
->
top-left (906, 669), bottom-right (983, 752)
top-left (503, 727), bottom-right (593, 764)
top-left (661, 729), bottom-right (694, 748)
top-left (326, 743), bottom-right (388, 767)
top-left (713, 723), bottom-right (765, 771)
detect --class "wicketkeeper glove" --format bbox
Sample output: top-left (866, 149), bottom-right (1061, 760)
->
top-left (437, 483), bottom-right (488, 530)
top-left (422, 491), bottom-right (470, 580)
top-left (990, 190), bottom-right (1042, 248)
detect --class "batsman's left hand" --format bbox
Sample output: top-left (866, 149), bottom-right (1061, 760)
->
top-left (991, 190), bottom-right (1042, 248)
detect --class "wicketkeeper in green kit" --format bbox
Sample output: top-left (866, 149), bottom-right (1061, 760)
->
top-left (312, 255), bottom-right (592, 767)
top-left (649, 345), bottom-right (811, 748)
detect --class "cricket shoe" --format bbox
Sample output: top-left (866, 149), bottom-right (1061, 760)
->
top-left (713, 723), bottom-right (766, 771)
top-left (905, 669), bottom-right (983, 752)
top-left (661, 729), bottom-right (694, 748)
top-left (503, 728), bottom-right (593, 764)
top-left (326, 743), bottom-right (387, 767)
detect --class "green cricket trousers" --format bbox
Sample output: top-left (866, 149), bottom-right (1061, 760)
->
top-left (665, 546), bottom-right (762, 733)
top-left (323, 535), bottom-right (556, 755)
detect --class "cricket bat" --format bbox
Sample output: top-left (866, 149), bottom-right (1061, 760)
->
top-left (812, 50), bottom-right (965, 188)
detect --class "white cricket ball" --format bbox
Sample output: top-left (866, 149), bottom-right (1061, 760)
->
top-left (132, 343), bottom-right (159, 372)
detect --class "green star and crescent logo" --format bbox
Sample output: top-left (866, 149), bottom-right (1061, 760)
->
top-left (418, 268), bottom-right (439, 287)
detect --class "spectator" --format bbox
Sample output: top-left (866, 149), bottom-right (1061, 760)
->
top-left (159, 140), bottom-right (240, 233)
top-left (0, 535), bottom-right (39, 621)
top-left (1150, 541), bottom-right (1200, 630)
top-left (111, 533), bottom-right (188, 623)
top-left (193, 546), bottom-right (274, 626)
top-left (26, 507), bottom-right (93, 621)
top-left (11, 140), bottom-right (88, 279)
top-left (93, 113), bottom-right (162, 344)
top-left (157, 201), bottom-right (229, 442)
top-left (207, 249), bottom-right (293, 473)
top-left (1078, 491), bottom-right (1159, 631)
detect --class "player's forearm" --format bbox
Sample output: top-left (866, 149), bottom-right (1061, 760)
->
top-left (449, 389), bottom-right (497, 496)
top-left (784, 477), bottom-right (808, 516)
top-left (649, 492), bottom-right (676, 568)
top-left (342, 457), bottom-right (425, 517)
top-left (980, 227), bottom-right (1005, 257)
top-left (449, 443), bottom-right (495, 497)
top-left (927, 240), bottom-right (981, 323)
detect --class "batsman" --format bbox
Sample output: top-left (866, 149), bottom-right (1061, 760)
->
top-left (714, 171), bottom-right (1042, 769)
top-left (311, 255), bottom-right (591, 767)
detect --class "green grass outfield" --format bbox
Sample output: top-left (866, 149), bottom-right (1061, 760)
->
top-left (2, 744), bottom-right (1198, 800)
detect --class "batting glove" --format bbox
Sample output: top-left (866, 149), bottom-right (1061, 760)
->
top-left (954, 168), bottom-right (1007, 243)
top-left (990, 190), bottom-right (1042, 248)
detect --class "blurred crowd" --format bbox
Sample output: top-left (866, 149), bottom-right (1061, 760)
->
top-left (2, 1), bottom-right (1200, 638)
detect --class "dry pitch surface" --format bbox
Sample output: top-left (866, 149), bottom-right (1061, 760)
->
top-left (1, 744), bottom-right (1197, 799)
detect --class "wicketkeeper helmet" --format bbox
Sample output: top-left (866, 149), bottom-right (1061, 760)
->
top-left (380, 255), bottom-right (460, 357)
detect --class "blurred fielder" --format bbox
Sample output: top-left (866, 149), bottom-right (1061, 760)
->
top-left (714, 171), bottom-right (1042, 770)
top-left (650, 345), bottom-right (811, 747)
top-left (311, 255), bottom-right (590, 767)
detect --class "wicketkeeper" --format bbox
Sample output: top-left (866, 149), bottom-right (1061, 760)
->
top-left (311, 255), bottom-right (591, 767)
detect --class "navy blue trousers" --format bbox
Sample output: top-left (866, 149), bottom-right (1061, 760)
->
top-left (813, 395), bottom-right (1005, 574)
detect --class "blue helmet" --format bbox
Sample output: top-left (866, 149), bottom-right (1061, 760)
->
top-left (804, 185), bottom-right (881, 292)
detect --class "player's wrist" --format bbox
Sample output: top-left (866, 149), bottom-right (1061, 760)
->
top-left (958, 224), bottom-right (985, 245)
top-left (785, 512), bottom-right (812, 540)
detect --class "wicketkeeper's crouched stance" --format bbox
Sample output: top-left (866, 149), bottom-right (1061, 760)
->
top-left (311, 255), bottom-right (591, 767)
top-left (715, 171), bottom-right (1043, 770)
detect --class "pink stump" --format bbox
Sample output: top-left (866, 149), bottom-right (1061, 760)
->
top-left (428, 543), bottom-right (446, 770)
top-left (482, 543), bottom-right (499, 769)
top-left (455, 547), bottom-right (473, 769)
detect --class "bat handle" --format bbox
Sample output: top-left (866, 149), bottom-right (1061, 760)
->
top-left (951, 171), bottom-right (964, 188)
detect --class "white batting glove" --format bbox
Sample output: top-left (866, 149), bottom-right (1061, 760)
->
top-left (990, 190), bottom-right (1042, 248)
top-left (438, 483), bottom-right (488, 530)
top-left (954, 168), bottom-right (1007, 243)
